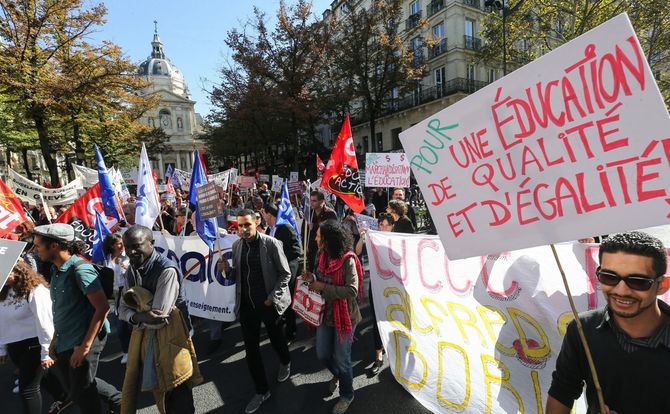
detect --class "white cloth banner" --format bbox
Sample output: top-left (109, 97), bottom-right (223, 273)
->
top-left (8, 169), bottom-right (82, 205)
top-left (153, 232), bottom-right (238, 322)
top-left (367, 230), bottom-right (670, 414)
top-left (365, 153), bottom-right (410, 188)
top-left (399, 14), bottom-right (670, 260)
top-left (73, 164), bottom-right (99, 188)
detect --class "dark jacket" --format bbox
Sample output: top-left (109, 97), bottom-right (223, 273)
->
top-left (273, 223), bottom-right (302, 263)
top-left (302, 205), bottom-right (337, 272)
top-left (393, 216), bottom-right (415, 234)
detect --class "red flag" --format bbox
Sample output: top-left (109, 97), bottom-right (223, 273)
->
top-left (166, 176), bottom-right (176, 195)
top-left (56, 183), bottom-right (104, 227)
top-left (0, 178), bottom-right (27, 238)
top-left (316, 154), bottom-right (326, 174)
top-left (321, 115), bottom-right (365, 213)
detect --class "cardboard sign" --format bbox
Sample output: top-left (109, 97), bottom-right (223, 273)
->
top-left (354, 213), bottom-right (378, 231)
top-left (120, 168), bottom-right (137, 186)
top-left (365, 153), bottom-right (411, 188)
top-left (237, 176), bottom-right (257, 189)
top-left (0, 239), bottom-right (27, 291)
top-left (290, 171), bottom-right (299, 182)
top-left (209, 170), bottom-right (230, 190)
top-left (259, 174), bottom-right (270, 183)
top-left (195, 182), bottom-right (224, 220)
top-left (287, 181), bottom-right (306, 196)
top-left (271, 175), bottom-right (284, 192)
top-left (399, 14), bottom-right (670, 259)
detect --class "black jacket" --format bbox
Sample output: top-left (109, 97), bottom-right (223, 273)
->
top-left (273, 223), bottom-right (302, 263)
top-left (393, 216), bottom-right (415, 234)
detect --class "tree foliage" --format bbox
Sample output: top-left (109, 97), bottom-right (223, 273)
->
top-left (478, 0), bottom-right (669, 104)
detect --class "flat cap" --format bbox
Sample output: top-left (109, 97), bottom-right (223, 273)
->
top-left (33, 223), bottom-right (75, 242)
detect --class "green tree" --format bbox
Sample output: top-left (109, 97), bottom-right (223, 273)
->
top-left (478, 0), bottom-right (669, 104)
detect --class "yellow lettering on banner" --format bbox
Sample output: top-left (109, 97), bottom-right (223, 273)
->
top-left (420, 296), bottom-right (449, 336)
top-left (436, 342), bottom-right (471, 410)
top-left (477, 305), bottom-right (516, 356)
top-left (481, 354), bottom-right (524, 414)
top-left (557, 312), bottom-right (575, 337)
top-left (384, 288), bottom-right (432, 333)
top-left (447, 302), bottom-right (487, 346)
top-left (508, 308), bottom-right (551, 359)
top-left (531, 370), bottom-right (544, 414)
top-left (392, 330), bottom-right (428, 390)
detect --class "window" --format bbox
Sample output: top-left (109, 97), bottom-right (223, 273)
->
top-left (362, 136), bottom-right (369, 152)
top-left (488, 68), bottom-right (497, 83)
top-left (340, 2), bottom-right (349, 16)
top-left (433, 22), bottom-right (444, 39)
top-left (434, 67), bottom-right (446, 86)
top-left (411, 36), bottom-right (422, 51)
top-left (410, 0), bottom-right (420, 15)
top-left (467, 64), bottom-right (476, 81)
top-left (465, 19), bottom-right (475, 37)
top-left (391, 128), bottom-right (402, 150)
top-left (148, 117), bottom-right (155, 127)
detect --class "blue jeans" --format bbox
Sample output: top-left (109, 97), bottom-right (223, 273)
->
top-left (316, 324), bottom-right (357, 401)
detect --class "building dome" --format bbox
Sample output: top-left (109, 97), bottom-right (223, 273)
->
top-left (137, 22), bottom-right (191, 99)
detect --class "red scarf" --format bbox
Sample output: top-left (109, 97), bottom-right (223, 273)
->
top-left (318, 250), bottom-right (364, 342)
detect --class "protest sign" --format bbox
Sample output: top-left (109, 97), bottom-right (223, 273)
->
top-left (0, 239), bottom-right (27, 291)
top-left (272, 175), bottom-right (283, 192)
top-left (287, 181), bottom-right (306, 196)
top-left (0, 179), bottom-right (27, 238)
top-left (290, 171), bottom-right (299, 182)
top-left (367, 230), bottom-right (670, 414)
top-left (8, 169), bottom-right (82, 206)
top-left (237, 176), bottom-right (257, 189)
top-left (259, 174), bottom-right (269, 183)
top-left (196, 182), bottom-right (224, 220)
top-left (365, 153), bottom-right (411, 188)
top-left (173, 169), bottom-right (191, 191)
top-left (73, 164), bottom-right (99, 188)
top-left (229, 168), bottom-right (238, 187)
top-left (399, 14), bottom-right (670, 260)
top-left (209, 170), bottom-right (230, 190)
top-left (153, 232), bottom-right (237, 322)
top-left (354, 213), bottom-right (378, 231)
top-left (120, 168), bottom-right (137, 186)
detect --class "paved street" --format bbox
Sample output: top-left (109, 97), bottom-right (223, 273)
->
top-left (0, 278), bottom-right (432, 414)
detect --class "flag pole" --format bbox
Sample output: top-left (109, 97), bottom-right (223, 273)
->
top-left (302, 181), bottom-right (310, 274)
top-left (550, 244), bottom-right (606, 414)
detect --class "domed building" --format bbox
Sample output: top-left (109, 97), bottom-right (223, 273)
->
top-left (137, 22), bottom-right (204, 179)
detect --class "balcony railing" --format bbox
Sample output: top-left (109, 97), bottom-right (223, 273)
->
top-left (464, 35), bottom-right (481, 50)
top-left (412, 49), bottom-right (425, 67)
top-left (405, 11), bottom-right (422, 31)
top-left (349, 78), bottom-right (490, 126)
top-left (427, 0), bottom-right (444, 17)
top-left (463, 0), bottom-right (480, 9)
top-left (428, 38), bottom-right (447, 59)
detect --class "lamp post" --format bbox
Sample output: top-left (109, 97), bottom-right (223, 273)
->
top-left (484, 0), bottom-right (525, 76)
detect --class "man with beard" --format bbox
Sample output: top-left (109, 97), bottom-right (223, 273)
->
top-left (547, 231), bottom-right (670, 414)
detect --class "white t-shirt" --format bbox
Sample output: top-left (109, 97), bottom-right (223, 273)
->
top-left (0, 284), bottom-right (54, 361)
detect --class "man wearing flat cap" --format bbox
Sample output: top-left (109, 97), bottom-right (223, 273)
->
top-left (32, 223), bottom-right (120, 413)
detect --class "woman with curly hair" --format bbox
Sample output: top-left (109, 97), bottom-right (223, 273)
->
top-left (0, 260), bottom-right (65, 414)
top-left (302, 219), bottom-right (364, 414)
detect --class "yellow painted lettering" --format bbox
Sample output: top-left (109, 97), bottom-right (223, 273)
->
top-left (392, 330), bottom-right (428, 390)
top-left (436, 341), bottom-right (470, 410)
top-left (481, 354), bottom-right (524, 414)
top-left (447, 302), bottom-right (487, 346)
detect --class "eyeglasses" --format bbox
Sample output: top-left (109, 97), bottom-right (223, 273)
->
top-left (595, 267), bottom-right (664, 291)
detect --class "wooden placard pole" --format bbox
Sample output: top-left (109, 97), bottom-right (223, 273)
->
top-left (550, 243), bottom-right (606, 414)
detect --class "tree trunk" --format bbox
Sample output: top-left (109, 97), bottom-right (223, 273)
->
top-left (21, 148), bottom-right (32, 181)
top-left (33, 107), bottom-right (60, 186)
top-left (73, 116), bottom-right (85, 166)
top-left (5, 148), bottom-right (11, 171)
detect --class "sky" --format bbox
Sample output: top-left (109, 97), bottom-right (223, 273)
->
top-left (88, 0), bottom-right (333, 117)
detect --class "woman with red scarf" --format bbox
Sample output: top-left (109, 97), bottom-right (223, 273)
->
top-left (302, 220), bottom-right (363, 414)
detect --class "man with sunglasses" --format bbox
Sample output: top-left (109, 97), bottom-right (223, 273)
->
top-left (547, 231), bottom-right (670, 414)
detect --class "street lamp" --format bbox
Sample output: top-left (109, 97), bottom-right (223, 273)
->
top-left (485, 0), bottom-right (525, 76)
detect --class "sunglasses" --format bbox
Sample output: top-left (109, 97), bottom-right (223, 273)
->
top-left (596, 267), bottom-right (664, 291)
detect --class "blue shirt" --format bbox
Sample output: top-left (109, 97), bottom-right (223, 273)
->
top-left (50, 256), bottom-right (109, 353)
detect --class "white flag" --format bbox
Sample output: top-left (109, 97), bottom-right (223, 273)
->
top-left (135, 144), bottom-right (160, 228)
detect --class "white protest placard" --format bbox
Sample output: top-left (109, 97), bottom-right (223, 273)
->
top-left (399, 14), bottom-right (670, 260)
top-left (365, 153), bottom-right (411, 188)
top-left (259, 174), bottom-right (270, 183)
top-left (209, 170), bottom-right (230, 190)
top-left (367, 230), bottom-right (670, 414)
top-left (153, 232), bottom-right (238, 322)
top-left (121, 168), bottom-right (137, 186)
top-left (8, 169), bottom-right (82, 205)
top-left (72, 164), bottom-right (98, 188)
top-left (0, 239), bottom-right (27, 291)
top-left (237, 176), bottom-right (257, 189)
top-left (271, 175), bottom-right (284, 192)
top-left (290, 171), bottom-right (299, 182)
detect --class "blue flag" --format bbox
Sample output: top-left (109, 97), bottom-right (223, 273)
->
top-left (94, 144), bottom-right (121, 222)
top-left (92, 210), bottom-right (110, 263)
top-left (276, 180), bottom-right (301, 242)
top-left (189, 150), bottom-right (217, 249)
top-left (165, 164), bottom-right (173, 179)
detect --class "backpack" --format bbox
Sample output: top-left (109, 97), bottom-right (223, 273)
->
top-left (72, 258), bottom-right (115, 300)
